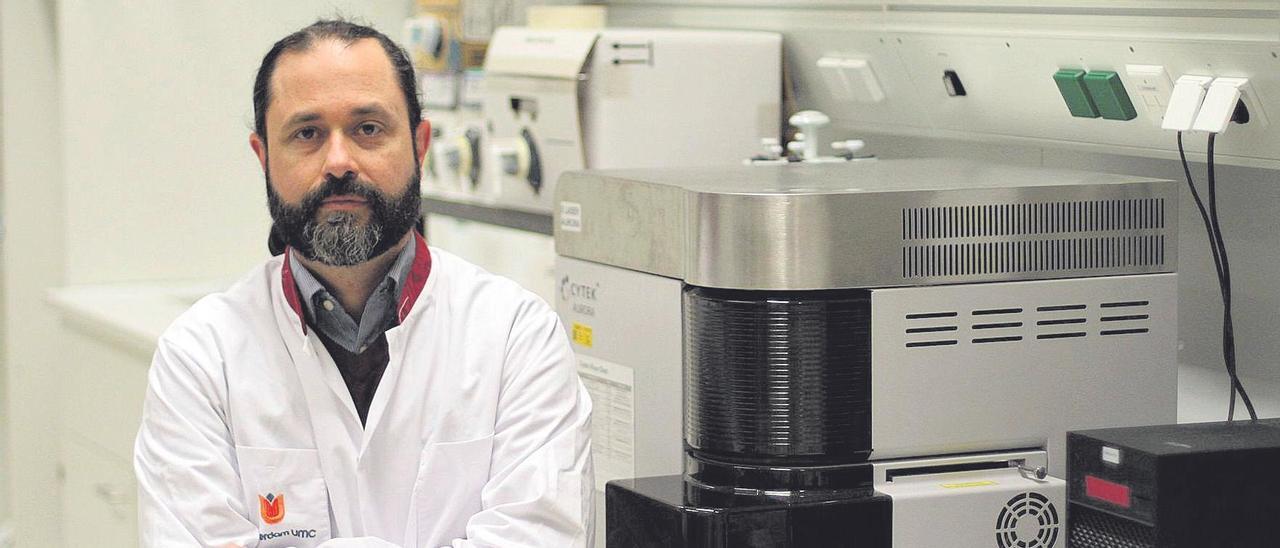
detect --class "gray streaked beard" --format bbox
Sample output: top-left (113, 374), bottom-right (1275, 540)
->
top-left (265, 162), bottom-right (422, 266)
top-left (303, 211), bottom-right (384, 266)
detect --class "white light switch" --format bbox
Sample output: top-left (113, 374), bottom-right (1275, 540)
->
top-left (817, 56), bottom-right (885, 103)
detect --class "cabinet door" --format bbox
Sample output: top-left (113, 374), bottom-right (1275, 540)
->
top-left (59, 329), bottom-right (150, 461)
top-left (61, 435), bottom-right (138, 548)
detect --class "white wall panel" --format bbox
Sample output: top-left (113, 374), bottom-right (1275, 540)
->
top-left (2, 0), bottom-right (66, 545)
top-left (58, 0), bottom-right (413, 285)
top-left (2, 3), bottom-right (413, 546)
top-left (607, 3), bottom-right (1280, 166)
top-left (602, 2), bottom-right (1280, 395)
top-left (604, 1), bottom-right (1276, 10)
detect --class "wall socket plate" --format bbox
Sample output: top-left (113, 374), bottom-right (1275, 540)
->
top-left (1235, 79), bottom-right (1269, 129)
top-left (1125, 64), bottom-right (1174, 128)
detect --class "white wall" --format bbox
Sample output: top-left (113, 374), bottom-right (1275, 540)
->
top-left (58, 0), bottom-right (413, 285)
top-left (3, 2), bottom-right (413, 546)
top-left (0, 21), bottom-right (6, 526)
top-left (603, 3), bottom-right (1280, 403)
top-left (2, 0), bottom-right (66, 545)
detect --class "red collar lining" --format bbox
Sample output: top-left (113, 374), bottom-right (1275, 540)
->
top-left (397, 232), bottom-right (432, 323)
top-left (280, 248), bottom-right (307, 334)
top-left (279, 232), bottom-right (432, 333)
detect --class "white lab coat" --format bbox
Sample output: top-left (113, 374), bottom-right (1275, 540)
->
top-left (134, 238), bottom-right (594, 548)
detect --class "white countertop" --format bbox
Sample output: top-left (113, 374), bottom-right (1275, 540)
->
top-left (47, 280), bottom-right (232, 358)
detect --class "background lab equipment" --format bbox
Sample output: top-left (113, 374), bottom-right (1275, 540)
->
top-left (419, 24), bottom-right (781, 304)
top-left (474, 26), bottom-right (781, 213)
top-left (425, 110), bottom-right (487, 197)
top-left (552, 159), bottom-right (1179, 547)
top-left (1067, 421), bottom-right (1280, 547)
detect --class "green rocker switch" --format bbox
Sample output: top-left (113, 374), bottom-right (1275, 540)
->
top-left (1054, 69), bottom-right (1100, 118)
top-left (1083, 71), bottom-right (1138, 121)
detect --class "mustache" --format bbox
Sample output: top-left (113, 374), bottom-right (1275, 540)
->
top-left (299, 172), bottom-right (386, 211)
top-left (265, 166), bottom-right (422, 259)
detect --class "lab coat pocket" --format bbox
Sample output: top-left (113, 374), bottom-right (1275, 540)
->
top-left (413, 434), bottom-right (495, 543)
top-left (235, 446), bottom-right (333, 548)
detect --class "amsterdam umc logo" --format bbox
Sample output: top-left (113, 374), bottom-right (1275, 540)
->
top-left (260, 493), bottom-right (286, 525)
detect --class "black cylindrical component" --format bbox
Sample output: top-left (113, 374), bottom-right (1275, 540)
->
top-left (683, 452), bottom-right (874, 494)
top-left (683, 286), bottom-right (873, 467)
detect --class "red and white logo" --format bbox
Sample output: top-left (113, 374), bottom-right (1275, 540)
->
top-left (259, 493), bottom-right (286, 525)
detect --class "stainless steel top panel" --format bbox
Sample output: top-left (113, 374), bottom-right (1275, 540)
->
top-left (554, 159), bottom-right (1178, 290)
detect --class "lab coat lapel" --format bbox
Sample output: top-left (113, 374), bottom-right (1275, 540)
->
top-left (272, 257), bottom-right (365, 536)
top-left (358, 235), bottom-right (434, 457)
top-left (294, 337), bottom-right (365, 535)
top-left (280, 250), bottom-right (364, 427)
top-left (359, 329), bottom-right (403, 458)
top-left (357, 298), bottom-right (428, 457)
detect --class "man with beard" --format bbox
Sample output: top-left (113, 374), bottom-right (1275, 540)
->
top-left (133, 20), bottom-right (593, 548)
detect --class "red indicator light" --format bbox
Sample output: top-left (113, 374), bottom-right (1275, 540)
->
top-left (1085, 475), bottom-right (1132, 508)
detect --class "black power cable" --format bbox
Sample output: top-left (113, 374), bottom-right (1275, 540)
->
top-left (1176, 131), bottom-right (1258, 422)
top-left (1177, 133), bottom-right (1235, 417)
top-left (1206, 133), bottom-right (1258, 421)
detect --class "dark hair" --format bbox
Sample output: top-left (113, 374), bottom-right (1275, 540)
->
top-left (258, 20), bottom-right (424, 255)
top-left (252, 18), bottom-right (421, 149)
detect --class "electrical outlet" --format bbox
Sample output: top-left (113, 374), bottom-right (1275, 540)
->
top-left (1235, 79), bottom-right (1269, 129)
top-left (1193, 77), bottom-right (1269, 134)
top-left (1162, 75), bottom-right (1213, 132)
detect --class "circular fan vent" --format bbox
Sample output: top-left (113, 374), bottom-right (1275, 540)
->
top-left (996, 491), bottom-right (1061, 548)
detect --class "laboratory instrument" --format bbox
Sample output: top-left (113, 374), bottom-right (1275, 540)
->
top-left (1067, 420), bottom-right (1280, 547)
top-left (481, 26), bottom-right (781, 213)
top-left (553, 159), bottom-right (1179, 547)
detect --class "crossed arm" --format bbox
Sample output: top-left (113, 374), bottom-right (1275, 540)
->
top-left (135, 303), bottom-right (593, 547)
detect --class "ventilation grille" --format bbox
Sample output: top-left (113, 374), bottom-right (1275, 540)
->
top-left (900, 199), bottom-right (1168, 279)
top-left (903, 199), bottom-right (1166, 241)
top-left (996, 492), bottom-right (1061, 548)
top-left (1067, 503), bottom-right (1155, 548)
top-left (904, 300), bottom-right (1151, 348)
top-left (902, 236), bottom-right (1166, 278)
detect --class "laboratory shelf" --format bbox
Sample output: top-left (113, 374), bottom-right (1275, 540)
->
top-left (421, 197), bottom-right (554, 236)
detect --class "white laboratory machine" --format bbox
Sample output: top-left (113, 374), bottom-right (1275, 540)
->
top-left (423, 109), bottom-right (487, 198)
top-left (553, 159), bottom-right (1178, 547)
top-left (481, 26), bottom-right (782, 213)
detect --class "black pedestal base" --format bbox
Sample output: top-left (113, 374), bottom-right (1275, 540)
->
top-left (605, 475), bottom-right (892, 548)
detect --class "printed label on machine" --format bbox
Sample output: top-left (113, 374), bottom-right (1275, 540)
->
top-left (560, 201), bottom-right (582, 232)
top-left (1102, 446), bottom-right (1122, 465)
top-left (576, 355), bottom-right (635, 492)
top-left (572, 322), bottom-right (593, 348)
top-left (941, 480), bottom-right (998, 489)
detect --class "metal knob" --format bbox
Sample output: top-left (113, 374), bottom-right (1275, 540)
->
top-left (1018, 465), bottom-right (1048, 480)
top-left (833, 139), bottom-right (866, 155)
top-left (500, 150), bottom-right (521, 176)
top-left (95, 483), bottom-right (133, 519)
top-left (788, 110), bottom-right (830, 161)
top-left (759, 137), bottom-right (783, 158)
top-left (444, 147), bottom-right (461, 170)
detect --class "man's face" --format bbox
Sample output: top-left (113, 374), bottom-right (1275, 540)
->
top-left (250, 38), bottom-right (430, 265)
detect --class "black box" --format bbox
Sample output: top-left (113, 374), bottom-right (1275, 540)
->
top-left (606, 475), bottom-right (891, 548)
top-left (1067, 420), bottom-right (1280, 547)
